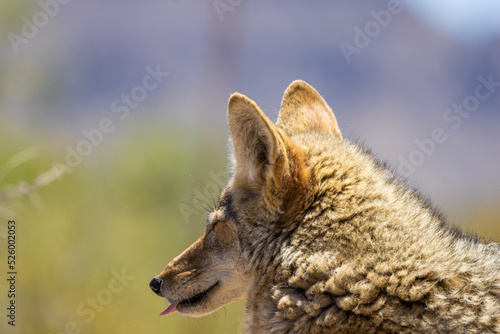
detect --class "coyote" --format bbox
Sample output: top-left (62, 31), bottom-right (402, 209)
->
top-left (150, 80), bottom-right (500, 333)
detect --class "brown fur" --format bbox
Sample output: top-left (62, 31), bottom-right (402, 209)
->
top-left (152, 80), bottom-right (500, 333)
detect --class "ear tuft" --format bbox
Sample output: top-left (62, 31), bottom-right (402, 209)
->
top-left (277, 80), bottom-right (342, 140)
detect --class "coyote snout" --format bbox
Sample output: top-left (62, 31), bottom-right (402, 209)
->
top-left (151, 206), bottom-right (250, 317)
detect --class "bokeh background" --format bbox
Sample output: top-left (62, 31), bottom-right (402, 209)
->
top-left (1, 1), bottom-right (499, 333)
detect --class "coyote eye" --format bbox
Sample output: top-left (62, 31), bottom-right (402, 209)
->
top-left (206, 211), bottom-right (221, 227)
top-left (205, 218), bottom-right (219, 227)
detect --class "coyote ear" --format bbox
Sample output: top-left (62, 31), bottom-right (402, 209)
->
top-left (228, 93), bottom-right (287, 183)
top-left (277, 80), bottom-right (342, 140)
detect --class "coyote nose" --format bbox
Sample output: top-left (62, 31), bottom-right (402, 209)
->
top-left (149, 277), bottom-right (163, 295)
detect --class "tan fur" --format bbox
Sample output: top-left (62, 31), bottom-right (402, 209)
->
top-left (153, 80), bottom-right (500, 333)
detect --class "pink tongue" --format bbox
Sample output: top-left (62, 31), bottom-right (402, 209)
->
top-left (159, 302), bottom-right (178, 316)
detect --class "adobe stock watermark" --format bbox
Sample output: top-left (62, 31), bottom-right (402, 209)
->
top-left (179, 171), bottom-right (227, 224)
top-left (339, 0), bottom-right (410, 64)
top-left (7, 0), bottom-right (74, 54)
top-left (213, 0), bottom-right (243, 21)
top-left (398, 74), bottom-right (500, 177)
top-left (51, 64), bottom-right (169, 181)
top-left (49, 267), bottom-right (135, 334)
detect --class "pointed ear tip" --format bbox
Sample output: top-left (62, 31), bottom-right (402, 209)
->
top-left (289, 79), bottom-right (309, 87)
top-left (228, 92), bottom-right (244, 103)
top-left (284, 80), bottom-right (317, 96)
top-left (228, 92), bottom-right (255, 109)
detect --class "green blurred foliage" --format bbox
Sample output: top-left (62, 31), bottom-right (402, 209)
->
top-left (0, 123), bottom-right (245, 334)
top-left (0, 1), bottom-right (33, 36)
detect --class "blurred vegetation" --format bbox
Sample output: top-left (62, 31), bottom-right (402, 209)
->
top-left (0, 1), bottom-right (246, 331)
top-left (0, 123), bottom-right (246, 334)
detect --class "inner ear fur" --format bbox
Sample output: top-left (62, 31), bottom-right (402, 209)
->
top-left (228, 93), bottom-right (289, 185)
top-left (277, 80), bottom-right (342, 140)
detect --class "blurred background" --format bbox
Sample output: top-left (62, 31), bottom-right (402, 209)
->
top-left (1, 0), bottom-right (499, 333)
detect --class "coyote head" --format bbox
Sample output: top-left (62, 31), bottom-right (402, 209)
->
top-left (150, 80), bottom-right (342, 317)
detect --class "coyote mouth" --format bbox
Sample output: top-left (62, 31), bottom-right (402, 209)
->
top-left (178, 281), bottom-right (219, 308)
top-left (160, 281), bottom-right (220, 316)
